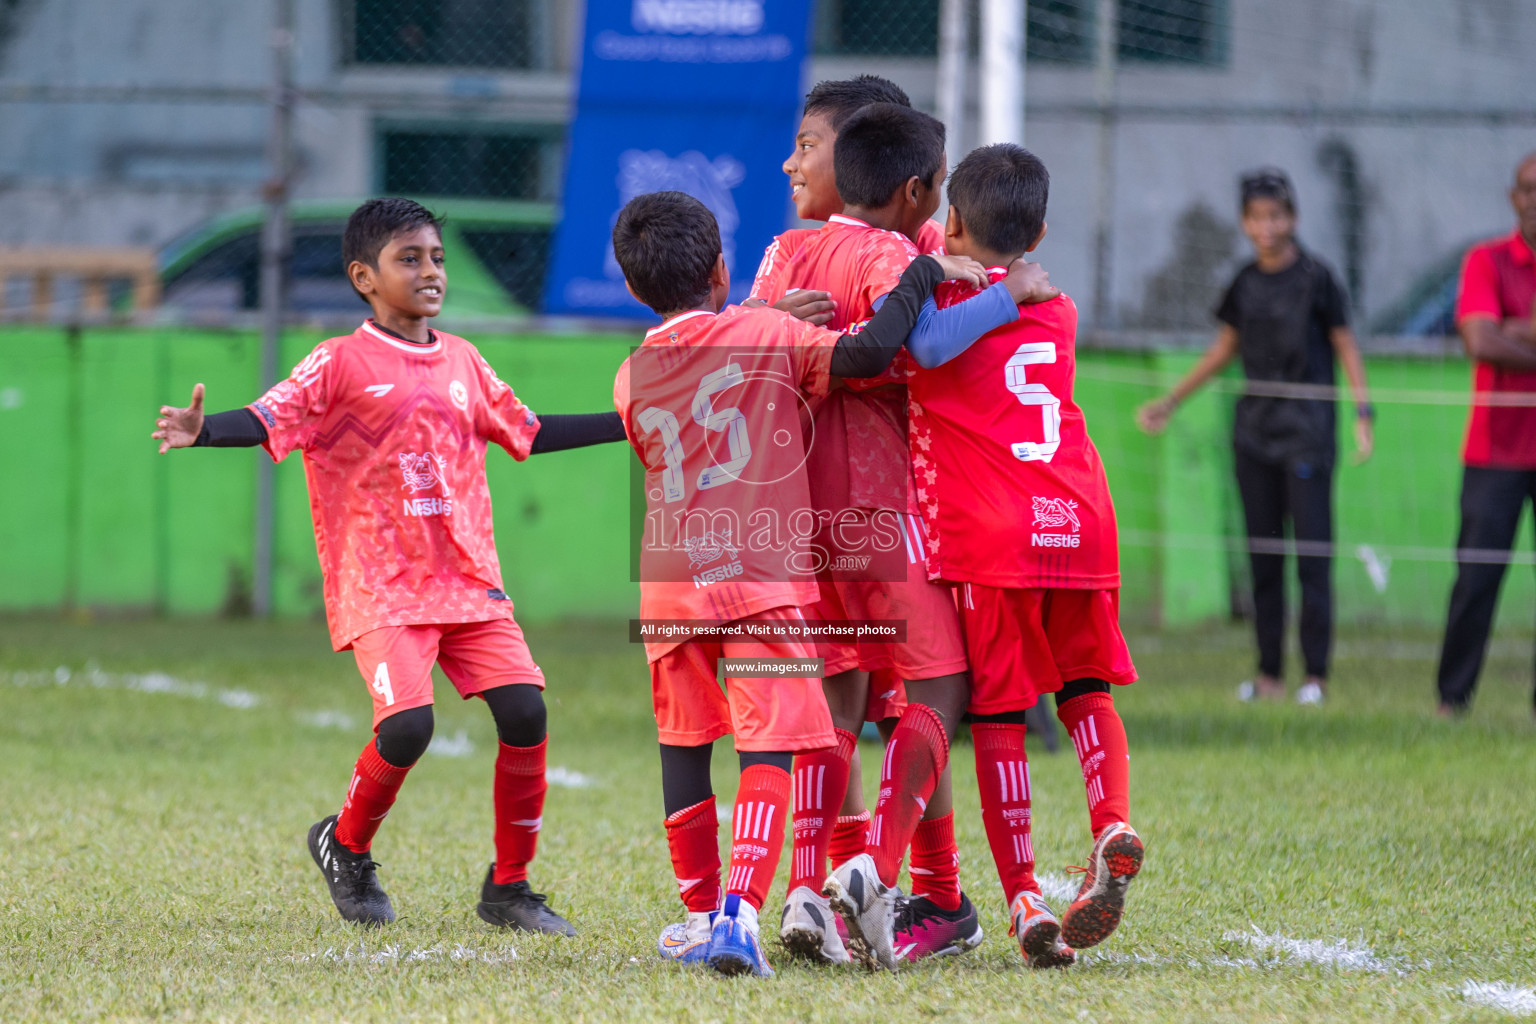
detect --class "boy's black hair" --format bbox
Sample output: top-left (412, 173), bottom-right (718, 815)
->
top-left (612, 191), bottom-right (720, 315)
top-left (833, 103), bottom-right (946, 209)
top-left (947, 143), bottom-right (1050, 256)
top-left (803, 75), bottom-right (911, 132)
top-left (343, 197), bottom-right (444, 270)
top-left (1240, 168), bottom-right (1296, 215)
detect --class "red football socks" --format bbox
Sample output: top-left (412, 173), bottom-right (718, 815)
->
top-left (868, 703), bottom-right (950, 888)
top-left (727, 764), bottom-right (791, 911)
top-left (829, 811), bottom-right (871, 869)
top-left (1057, 692), bottom-right (1131, 836)
top-left (972, 722), bottom-right (1039, 905)
top-left (665, 796), bottom-right (721, 914)
top-left (788, 728), bottom-right (856, 893)
top-left (492, 738), bottom-right (547, 885)
top-left (335, 740), bottom-right (411, 853)
top-left (909, 812), bottom-right (962, 911)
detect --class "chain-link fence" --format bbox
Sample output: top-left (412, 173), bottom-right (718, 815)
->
top-left (817, 0), bottom-right (1222, 64)
top-left (5, 0), bottom-right (1536, 632)
top-left (0, 0), bottom-right (1530, 332)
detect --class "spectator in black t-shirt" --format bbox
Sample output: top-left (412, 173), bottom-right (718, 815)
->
top-left (1137, 169), bottom-right (1374, 706)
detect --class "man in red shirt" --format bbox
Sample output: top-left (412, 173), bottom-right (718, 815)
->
top-left (834, 144), bottom-right (1145, 970)
top-left (608, 190), bottom-right (998, 976)
top-left (152, 198), bottom-right (626, 932)
top-left (1436, 153), bottom-right (1536, 715)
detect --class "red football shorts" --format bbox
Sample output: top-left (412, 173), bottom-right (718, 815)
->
top-left (350, 619), bottom-right (546, 729)
top-left (650, 606), bottom-right (836, 753)
top-left (959, 584), bottom-right (1137, 715)
top-left (865, 668), bottom-right (906, 723)
top-left (814, 514), bottom-right (968, 689)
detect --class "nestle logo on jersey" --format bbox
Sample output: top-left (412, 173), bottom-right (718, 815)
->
top-left (1031, 496), bottom-right (1081, 548)
top-left (693, 560), bottom-right (744, 588)
top-left (399, 452), bottom-right (452, 517)
top-left (404, 497), bottom-right (452, 517)
top-left (686, 530), bottom-right (745, 588)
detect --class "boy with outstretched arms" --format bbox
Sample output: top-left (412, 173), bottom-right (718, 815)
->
top-left (610, 190), bottom-right (1012, 977)
top-left (754, 99), bottom-right (1056, 966)
top-left (896, 144), bottom-right (1145, 968)
top-left (151, 198), bottom-right (624, 931)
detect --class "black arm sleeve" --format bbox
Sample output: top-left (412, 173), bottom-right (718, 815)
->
top-left (193, 408), bottom-right (269, 448)
top-left (529, 411), bottom-right (628, 455)
top-left (829, 254), bottom-right (945, 379)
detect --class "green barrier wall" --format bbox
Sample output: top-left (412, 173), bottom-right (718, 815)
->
top-left (1, 328), bottom-right (1527, 628)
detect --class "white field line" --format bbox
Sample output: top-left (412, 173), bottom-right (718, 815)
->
top-left (427, 729), bottom-right (474, 758)
top-left (278, 942), bottom-right (516, 966)
top-left (546, 765), bottom-right (593, 788)
top-left (1035, 872), bottom-right (1080, 904)
top-left (1223, 927), bottom-right (1408, 974)
top-left (1462, 982), bottom-right (1536, 1016)
top-left (298, 709), bottom-right (358, 731)
top-left (5, 664), bottom-right (260, 709)
top-left (14, 665), bottom-right (600, 788)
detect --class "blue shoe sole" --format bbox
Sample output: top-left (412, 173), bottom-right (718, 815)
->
top-left (707, 949), bottom-right (758, 976)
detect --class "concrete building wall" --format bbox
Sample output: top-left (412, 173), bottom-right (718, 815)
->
top-left (0, 0), bottom-right (1532, 324)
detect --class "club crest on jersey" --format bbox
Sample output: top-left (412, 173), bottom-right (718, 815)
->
top-left (1031, 496), bottom-right (1081, 547)
top-left (449, 379), bottom-right (468, 410)
top-left (685, 530), bottom-right (744, 588)
top-left (399, 452), bottom-right (453, 517)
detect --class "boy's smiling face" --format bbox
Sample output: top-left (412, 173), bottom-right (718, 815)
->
top-left (782, 110), bottom-right (841, 222)
top-left (349, 224), bottom-right (446, 321)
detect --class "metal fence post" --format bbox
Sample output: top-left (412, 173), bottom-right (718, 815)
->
top-left (1091, 0), bottom-right (1118, 329)
top-left (979, 0), bottom-right (1025, 146)
top-left (254, 0), bottom-right (295, 619)
top-left (937, 0), bottom-right (970, 179)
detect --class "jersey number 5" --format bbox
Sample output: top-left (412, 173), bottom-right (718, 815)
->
top-left (637, 364), bottom-right (753, 502)
top-left (1004, 341), bottom-right (1061, 463)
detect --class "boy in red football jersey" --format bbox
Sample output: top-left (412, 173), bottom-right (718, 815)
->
top-left (750, 75), bottom-right (947, 327)
top-left (755, 100), bottom-right (1054, 966)
top-left (610, 190), bottom-right (1016, 977)
top-left (901, 144), bottom-right (1146, 968)
top-left (152, 198), bottom-right (626, 931)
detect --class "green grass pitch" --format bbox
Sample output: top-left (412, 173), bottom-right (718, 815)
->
top-left (2, 616), bottom-right (1534, 1023)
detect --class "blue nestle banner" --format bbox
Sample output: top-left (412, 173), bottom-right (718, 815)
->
top-left (543, 0), bottom-right (813, 318)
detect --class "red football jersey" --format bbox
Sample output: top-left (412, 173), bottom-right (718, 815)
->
top-left (914, 218), bottom-right (946, 255)
top-left (748, 228), bottom-right (818, 304)
top-left (1455, 230), bottom-right (1536, 468)
top-left (249, 320), bottom-right (542, 650)
top-left (907, 271), bottom-right (1120, 589)
top-left (751, 215), bottom-right (920, 514)
top-left (748, 218), bottom-right (942, 302)
top-left (614, 305), bottom-right (838, 662)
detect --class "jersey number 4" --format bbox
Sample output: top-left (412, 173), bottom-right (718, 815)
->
top-left (637, 364), bottom-right (753, 503)
top-left (1005, 342), bottom-right (1061, 463)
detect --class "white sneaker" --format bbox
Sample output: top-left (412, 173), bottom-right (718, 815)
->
top-left (1061, 822), bottom-right (1145, 950)
top-left (1010, 891), bottom-right (1075, 969)
top-left (657, 910), bottom-right (714, 964)
top-left (779, 885), bottom-right (850, 964)
top-left (823, 853), bottom-right (900, 971)
top-left (1296, 681), bottom-right (1325, 706)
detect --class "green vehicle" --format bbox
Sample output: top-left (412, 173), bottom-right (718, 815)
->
top-left (158, 197), bottom-right (555, 320)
